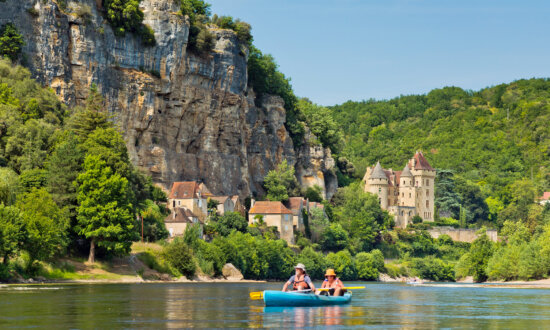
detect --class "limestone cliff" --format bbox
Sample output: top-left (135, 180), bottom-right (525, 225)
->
top-left (0, 0), bottom-right (337, 199)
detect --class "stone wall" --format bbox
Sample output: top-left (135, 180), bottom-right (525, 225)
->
top-left (428, 227), bottom-right (498, 243)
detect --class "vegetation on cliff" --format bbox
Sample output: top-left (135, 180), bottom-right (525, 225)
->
top-left (102, 0), bottom-right (156, 46)
top-left (0, 23), bottom-right (24, 61)
top-left (0, 60), bottom-right (167, 280)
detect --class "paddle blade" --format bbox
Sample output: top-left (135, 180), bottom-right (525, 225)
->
top-left (250, 291), bottom-right (264, 300)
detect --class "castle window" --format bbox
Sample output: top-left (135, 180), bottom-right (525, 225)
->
top-left (409, 211), bottom-right (412, 216)
top-left (426, 189), bottom-right (429, 196)
top-left (426, 200), bottom-right (429, 207)
top-left (378, 198), bottom-right (381, 205)
top-left (409, 193), bottom-right (411, 198)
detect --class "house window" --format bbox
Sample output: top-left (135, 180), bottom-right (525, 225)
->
top-left (379, 198), bottom-right (381, 205)
top-left (178, 201), bottom-right (180, 206)
top-left (285, 215), bottom-right (290, 221)
top-left (173, 201), bottom-right (175, 208)
top-left (379, 187), bottom-right (381, 193)
top-left (409, 193), bottom-right (411, 198)
top-left (285, 225), bottom-right (289, 231)
top-left (198, 199), bottom-right (202, 207)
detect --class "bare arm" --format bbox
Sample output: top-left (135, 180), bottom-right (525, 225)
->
top-left (282, 281), bottom-right (291, 291)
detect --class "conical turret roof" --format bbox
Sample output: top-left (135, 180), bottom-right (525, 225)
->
top-left (401, 164), bottom-right (413, 177)
top-left (370, 161), bottom-right (387, 180)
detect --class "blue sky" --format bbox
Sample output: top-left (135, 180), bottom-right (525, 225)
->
top-left (209, 0), bottom-right (550, 106)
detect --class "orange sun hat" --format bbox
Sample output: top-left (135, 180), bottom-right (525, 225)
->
top-left (325, 269), bottom-right (337, 277)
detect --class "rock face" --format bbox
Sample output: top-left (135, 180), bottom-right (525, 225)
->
top-left (222, 263), bottom-right (243, 281)
top-left (0, 0), bottom-right (337, 198)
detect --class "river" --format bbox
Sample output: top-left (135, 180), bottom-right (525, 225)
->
top-left (1, 282), bottom-right (550, 328)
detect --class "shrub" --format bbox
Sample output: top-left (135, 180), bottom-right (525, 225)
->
top-left (138, 24), bottom-right (156, 47)
top-left (296, 246), bottom-right (326, 280)
top-left (326, 250), bottom-right (356, 281)
top-left (409, 257), bottom-right (455, 281)
top-left (412, 215), bottom-right (423, 224)
top-left (355, 252), bottom-right (379, 280)
top-left (162, 238), bottom-right (197, 278)
top-left (0, 23), bottom-right (24, 61)
top-left (320, 223), bottom-right (349, 252)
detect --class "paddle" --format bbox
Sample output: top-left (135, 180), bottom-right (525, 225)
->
top-left (250, 289), bottom-right (313, 300)
top-left (317, 286), bottom-right (365, 291)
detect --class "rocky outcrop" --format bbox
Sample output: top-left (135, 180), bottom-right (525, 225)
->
top-left (222, 263), bottom-right (243, 281)
top-left (1, 0), bottom-right (336, 198)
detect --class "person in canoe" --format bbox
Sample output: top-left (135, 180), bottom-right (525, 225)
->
top-left (282, 263), bottom-right (316, 292)
top-left (319, 269), bottom-right (344, 296)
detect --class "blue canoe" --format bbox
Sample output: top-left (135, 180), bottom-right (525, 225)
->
top-left (263, 290), bottom-right (352, 307)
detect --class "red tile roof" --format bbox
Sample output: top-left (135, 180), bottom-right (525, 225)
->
top-left (169, 181), bottom-right (212, 199)
top-left (286, 197), bottom-right (305, 215)
top-left (249, 201), bottom-right (293, 215)
top-left (165, 207), bottom-right (200, 223)
top-left (409, 151), bottom-right (434, 171)
top-left (541, 192), bottom-right (550, 200)
top-left (210, 196), bottom-right (229, 204)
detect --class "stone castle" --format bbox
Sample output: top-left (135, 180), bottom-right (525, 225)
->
top-left (363, 151), bottom-right (435, 228)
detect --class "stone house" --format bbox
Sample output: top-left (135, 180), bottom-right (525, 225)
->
top-left (209, 196), bottom-right (235, 215)
top-left (285, 197), bottom-right (306, 233)
top-left (363, 151), bottom-right (436, 228)
top-left (164, 207), bottom-right (203, 238)
top-left (248, 201), bottom-right (294, 244)
top-left (167, 181), bottom-right (212, 222)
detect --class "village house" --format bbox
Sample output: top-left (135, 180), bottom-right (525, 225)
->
top-left (286, 197), bottom-right (306, 233)
top-left (167, 181), bottom-right (212, 222)
top-left (363, 151), bottom-right (436, 228)
top-left (209, 196), bottom-right (235, 215)
top-left (285, 197), bottom-right (328, 234)
top-left (248, 201), bottom-right (294, 244)
top-left (164, 207), bottom-right (203, 238)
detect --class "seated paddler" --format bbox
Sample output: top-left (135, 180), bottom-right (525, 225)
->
top-left (282, 263), bottom-right (316, 292)
top-left (319, 269), bottom-right (344, 296)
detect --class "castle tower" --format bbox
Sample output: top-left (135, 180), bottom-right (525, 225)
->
top-left (366, 161), bottom-right (389, 209)
top-left (409, 151), bottom-right (436, 221)
top-left (399, 164), bottom-right (415, 207)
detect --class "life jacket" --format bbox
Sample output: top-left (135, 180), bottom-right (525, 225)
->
top-left (292, 274), bottom-right (310, 290)
top-left (323, 277), bottom-right (342, 289)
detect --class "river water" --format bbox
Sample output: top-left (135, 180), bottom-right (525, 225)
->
top-left (1, 282), bottom-right (550, 328)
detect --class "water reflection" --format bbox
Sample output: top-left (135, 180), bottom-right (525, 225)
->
top-left (2, 283), bottom-right (550, 328)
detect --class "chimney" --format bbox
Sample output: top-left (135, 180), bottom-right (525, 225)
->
top-left (251, 198), bottom-right (255, 208)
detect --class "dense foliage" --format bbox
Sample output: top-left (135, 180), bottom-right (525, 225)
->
top-left (0, 60), bottom-right (167, 276)
top-left (329, 81), bottom-right (550, 228)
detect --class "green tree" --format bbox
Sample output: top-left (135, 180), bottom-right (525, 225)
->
top-left (76, 155), bottom-right (136, 263)
top-left (326, 250), bottom-right (356, 281)
top-left (263, 159), bottom-right (297, 202)
top-left (140, 199), bottom-right (169, 242)
top-left (320, 223), bottom-right (349, 252)
top-left (67, 85), bottom-right (111, 141)
top-left (5, 119), bottom-right (55, 172)
top-left (162, 237), bottom-right (197, 278)
top-left (355, 252), bottom-right (380, 280)
top-left (435, 169), bottom-right (461, 219)
top-left (0, 167), bottom-right (19, 205)
top-left (16, 188), bottom-right (69, 266)
top-left (0, 23), bottom-right (24, 61)
top-left (304, 185), bottom-right (323, 203)
top-left (19, 168), bottom-right (47, 192)
top-left (333, 183), bottom-right (393, 252)
top-left (468, 229), bottom-right (494, 282)
top-left (46, 133), bottom-right (83, 215)
top-left (214, 211), bottom-right (248, 236)
top-left (0, 204), bottom-right (24, 264)
top-left (297, 98), bottom-right (343, 153)
top-left (296, 246), bottom-right (326, 280)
